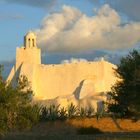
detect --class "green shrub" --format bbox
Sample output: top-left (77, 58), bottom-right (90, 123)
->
top-left (78, 107), bottom-right (87, 117)
top-left (39, 105), bottom-right (60, 121)
top-left (48, 104), bottom-right (60, 120)
top-left (107, 50), bottom-right (140, 119)
top-left (39, 106), bottom-right (49, 121)
top-left (96, 102), bottom-right (105, 120)
top-left (86, 107), bottom-right (94, 117)
top-left (59, 107), bottom-right (67, 120)
top-left (0, 65), bottom-right (40, 134)
top-left (39, 103), bottom-right (96, 121)
top-left (67, 103), bottom-right (78, 118)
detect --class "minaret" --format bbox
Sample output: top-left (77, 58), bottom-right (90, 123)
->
top-left (15, 31), bottom-right (41, 70)
top-left (7, 31), bottom-right (41, 90)
top-left (24, 31), bottom-right (37, 48)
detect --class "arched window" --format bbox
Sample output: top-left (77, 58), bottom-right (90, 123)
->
top-left (32, 39), bottom-right (35, 47)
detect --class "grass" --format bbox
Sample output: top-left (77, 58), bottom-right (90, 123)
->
top-left (66, 117), bottom-right (140, 132)
top-left (1, 117), bottom-right (140, 140)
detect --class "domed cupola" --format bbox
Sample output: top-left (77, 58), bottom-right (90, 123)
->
top-left (24, 31), bottom-right (37, 48)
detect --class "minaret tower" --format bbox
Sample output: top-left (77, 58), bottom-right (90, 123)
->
top-left (24, 31), bottom-right (37, 48)
top-left (15, 31), bottom-right (41, 70)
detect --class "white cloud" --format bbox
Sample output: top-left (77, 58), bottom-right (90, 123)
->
top-left (90, 0), bottom-right (140, 21)
top-left (35, 4), bottom-right (140, 53)
top-left (61, 58), bottom-right (87, 64)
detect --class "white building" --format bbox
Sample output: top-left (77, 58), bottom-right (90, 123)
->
top-left (7, 31), bottom-right (118, 111)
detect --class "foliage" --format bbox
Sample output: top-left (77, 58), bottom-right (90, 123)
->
top-left (86, 106), bottom-right (95, 117)
top-left (39, 106), bottom-right (49, 121)
top-left (96, 101), bottom-right (105, 120)
top-left (77, 126), bottom-right (103, 135)
top-left (40, 105), bottom-right (61, 121)
top-left (78, 107), bottom-right (87, 117)
top-left (59, 107), bottom-right (67, 120)
top-left (107, 50), bottom-right (140, 119)
top-left (67, 103), bottom-right (78, 118)
top-left (0, 65), bottom-right (40, 134)
top-left (39, 103), bottom-right (96, 121)
top-left (47, 104), bottom-right (60, 120)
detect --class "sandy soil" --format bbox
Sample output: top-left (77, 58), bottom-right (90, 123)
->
top-left (2, 118), bottom-right (140, 140)
top-left (29, 117), bottom-right (140, 135)
top-left (66, 117), bottom-right (140, 132)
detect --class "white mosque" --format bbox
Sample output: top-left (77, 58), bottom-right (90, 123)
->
top-left (7, 31), bottom-right (118, 111)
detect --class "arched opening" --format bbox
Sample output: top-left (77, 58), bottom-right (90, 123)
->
top-left (32, 39), bottom-right (35, 47)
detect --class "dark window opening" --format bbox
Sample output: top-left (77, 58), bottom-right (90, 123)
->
top-left (32, 39), bottom-right (35, 47)
top-left (28, 38), bottom-right (30, 47)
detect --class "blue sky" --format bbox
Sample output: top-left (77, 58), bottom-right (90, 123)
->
top-left (0, 0), bottom-right (140, 63)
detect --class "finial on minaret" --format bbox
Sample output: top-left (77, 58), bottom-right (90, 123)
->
top-left (24, 31), bottom-right (37, 48)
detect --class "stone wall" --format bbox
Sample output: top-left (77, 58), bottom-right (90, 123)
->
top-left (32, 60), bottom-right (117, 100)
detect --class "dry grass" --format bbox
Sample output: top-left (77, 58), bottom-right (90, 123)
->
top-left (66, 117), bottom-right (140, 132)
top-left (29, 117), bottom-right (140, 135)
top-left (2, 117), bottom-right (140, 139)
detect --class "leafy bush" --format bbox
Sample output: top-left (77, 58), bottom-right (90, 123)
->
top-left (59, 107), bottom-right (67, 120)
top-left (39, 103), bottom-right (96, 121)
top-left (0, 65), bottom-right (40, 134)
top-left (39, 105), bottom-right (60, 121)
top-left (86, 107), bottom-right (94, 117)
top-left (96, 102), bottom-right (105, 120)
top-left (39, 106), bottom-right (49, 121)
top-left (78, 107), bottom-right (95, 118)
top-left (78, 107), bottom-right (87, 117)
top-left (67, 103), bottom-right (78, 118)
top-left (107, 50), bottom-right (140, 119)
top-left (48, 104), bottom-right (60, 120)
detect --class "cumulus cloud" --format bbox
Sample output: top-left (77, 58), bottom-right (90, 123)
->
top-left (61, 58), bottom-right (87, 64)
top-left (35, 4), bottom-right (140, 53)
top-left (90, 0), bottom-right (140, 21)
top-left (106, 0), bottom-right (140, 21)
top-left (2, 0), bottom-right (57, 9)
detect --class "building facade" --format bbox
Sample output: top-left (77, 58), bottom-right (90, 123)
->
top-left (7, 31), bottom-right (118, 110)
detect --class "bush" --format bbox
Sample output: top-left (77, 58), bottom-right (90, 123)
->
top-left (67, 103), bottom-right (78, 118)
top-left (78, 107), bottom-right (87, 117)
top-left (39, 103), bottom-right (96, 121)
top-left (0, 65), bottom-right (40, 134)
top-left (59, 107), bottom-right (67, 120)
top-left (107, 50), bottom-right (140, 119)
top-left (39, 105), bottom-right (60, 121)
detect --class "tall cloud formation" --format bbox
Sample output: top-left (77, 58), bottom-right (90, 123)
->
top-left (89, 0), bottom-right (140, 21)
top-left (106, 0), bottom-right (140, 21)
top-left (35, 4), bottom-right (140, 53)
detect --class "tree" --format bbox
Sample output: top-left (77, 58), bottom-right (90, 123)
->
top-left (0, 65), bottom-right (40, 134)
top-left (107, 50), bottom-right (140, 118)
